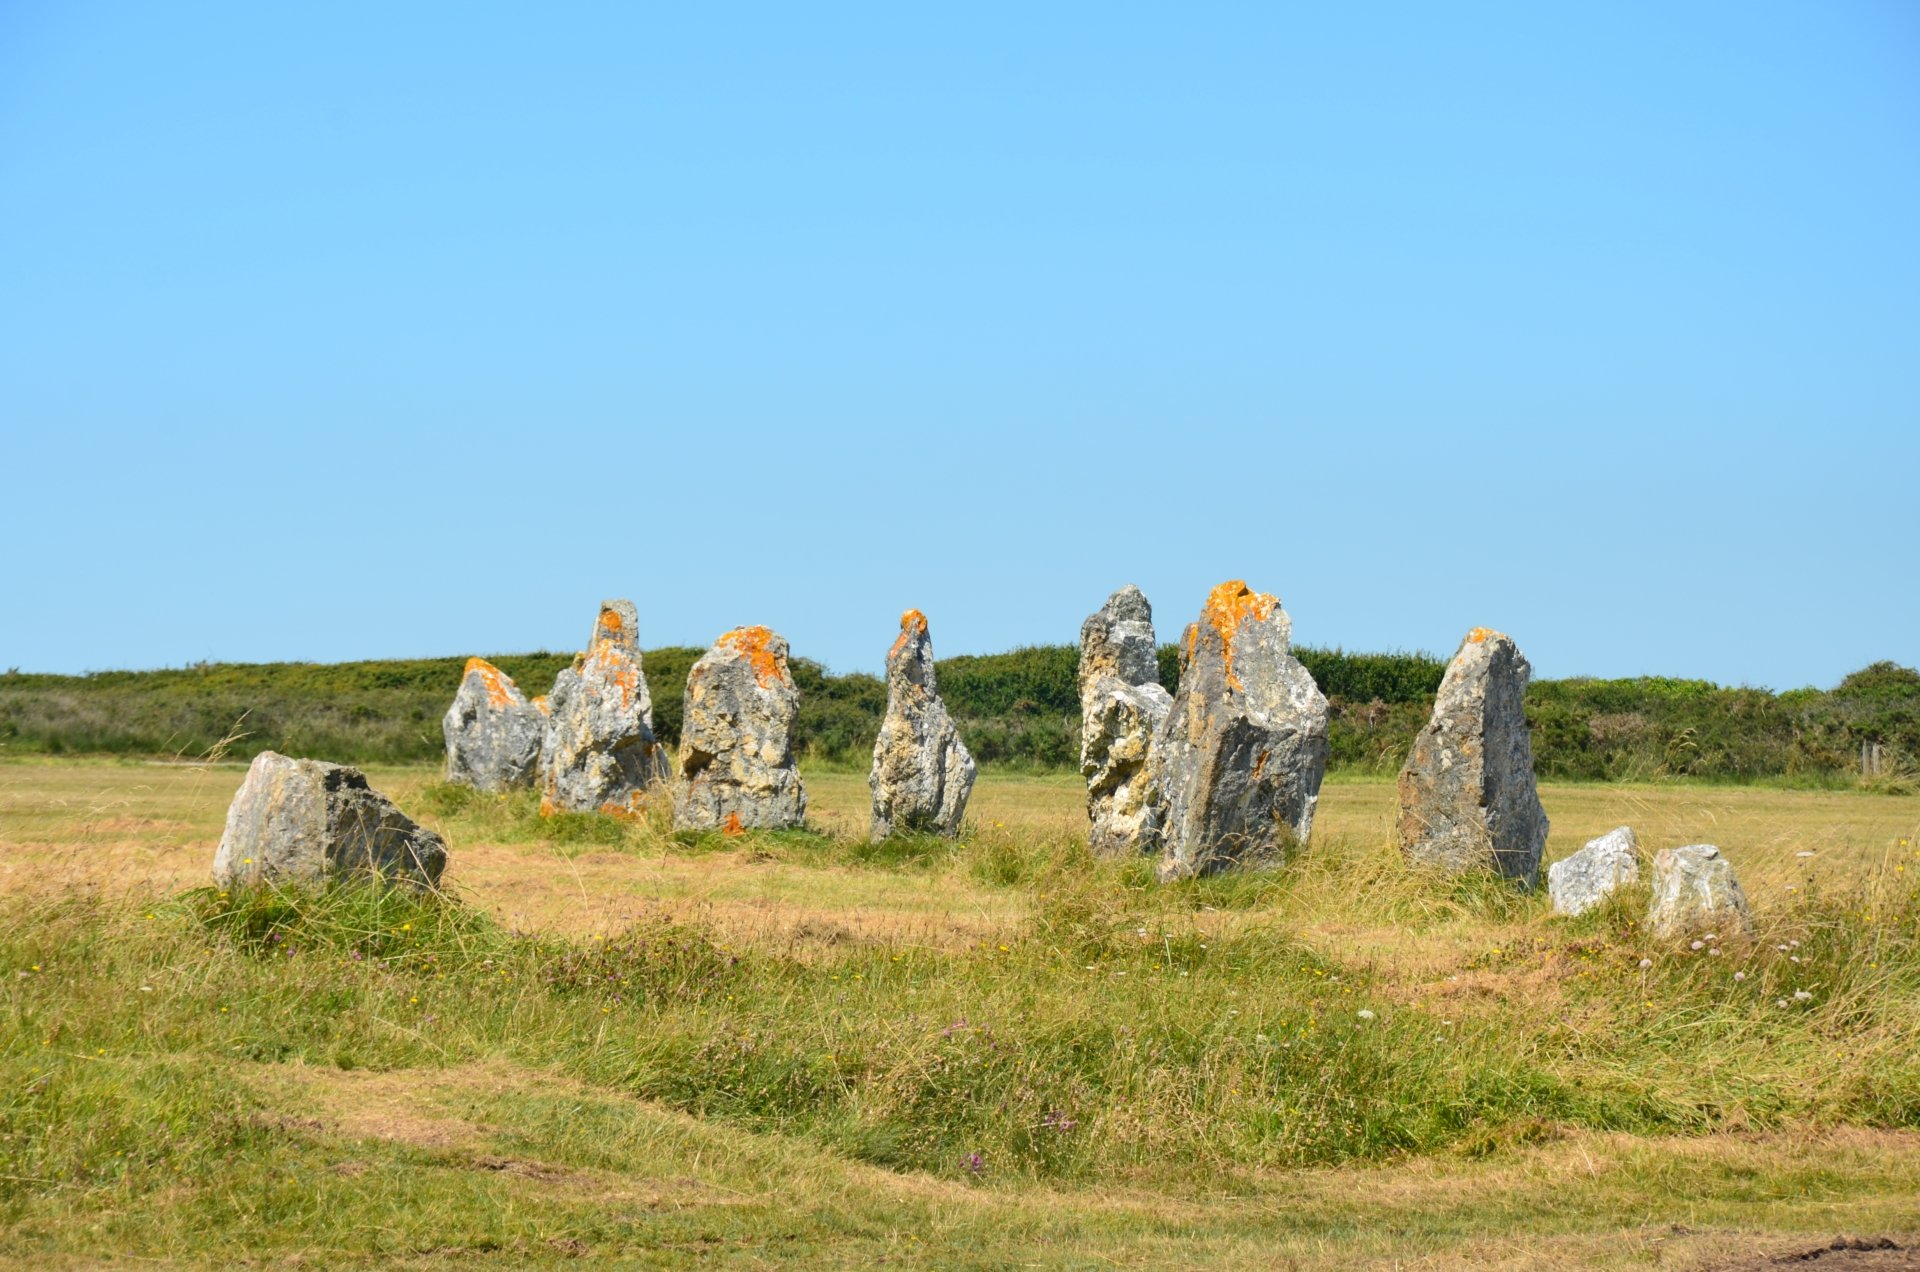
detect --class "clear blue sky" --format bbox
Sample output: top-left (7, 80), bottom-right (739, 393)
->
top-left (3, 2), bottom-right (1915, 689)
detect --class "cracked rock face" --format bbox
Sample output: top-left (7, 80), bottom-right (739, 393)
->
top-left (1647, 843), bottom-right (1753, 939)
top-left (868, 610), bottom-right (975, 839)
top-left (1397, 628), bottom-right (1550, 886)
top-left (1548, 825), bottom-right (1639, 917)
top-left (443, 658), bottom-right (546, 792)
top-left (213, 751), bottom-right (446, 890)
top-left (672, 626), bottom-right (807, 833)
top-left (1079, 585), bottom-right (1171, 857)
top-left (539, 599), bottom-right (669, 818)
top-left (1150, 581), bottom-right (1329, 881)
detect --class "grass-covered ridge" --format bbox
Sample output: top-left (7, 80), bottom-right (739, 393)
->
top-left (2, 646), bottom-right (1916, 786)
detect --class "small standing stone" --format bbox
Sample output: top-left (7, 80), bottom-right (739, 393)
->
top-left (1079, 585), bottom-right (1172, 857)
top-left (869, 609), bottom-right (975, 838)
top-left (1398, 628), bottom-right (1550, 886)
top-left (540, 599), bottom-right (669, 817)
top-left (1151, 580), bottom-right (1330, 881)
top-left (213, 751), bottom-right (446, 890)
top-left (1547, 826), bottom-right (1640, 917)
top-left (672, 626), bottom-right (807, 833)
top-left (443, 658), bottom-right (546, 792)
top-left (1646, 843), bottom-right (1754, 939)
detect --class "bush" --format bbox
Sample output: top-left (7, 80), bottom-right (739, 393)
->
top-left (3, 649), bottom-right (1916, 786)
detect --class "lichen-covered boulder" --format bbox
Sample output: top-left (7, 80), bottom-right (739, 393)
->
top-left (1150, 581), bottom-right (1329, 881)
top-left (1647, 843), bottom-right (1753, 939)
top-left (1397, 628), bottom-right (1550, 886)
top-left (672, 626), bottom-right (807, 833)
top-left (1079, 585), bottom-right (1172, 857)
top-left (443, 658), bottom-right (546, 792)
top-left (540, 599), bottom-right (669, 818)
top-left (212, 751), bottom-right (446, 890)
top-left (1548, 825), bottom-right (1639, 917)
top-left (869, 610), bottom-right (975, 838)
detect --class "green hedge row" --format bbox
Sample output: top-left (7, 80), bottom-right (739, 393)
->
top-left (2, 646), bottom-right (1915, 786)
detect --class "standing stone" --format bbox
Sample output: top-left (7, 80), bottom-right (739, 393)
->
top-left (1398, 628), bottom-right (1550, 886)
top-left (1151, 581), bottom-right (1330, 881)
top-left (213, 751), bottom-right (446, 890)
top-left (672, 626), bottom-right (807, 833)
top-left (540, 599), bottom-right (669, 818)
top-left (443, 658), bottom-right (546, 792)
top-left (869, 610), bottom-right (975, 838)
top-left (1079, 585), bottom-right (1172, 857)
top-left (1548, 826), bottom-right (1640, 917)
top-left (1646, 843), bottom-right (1754, 939)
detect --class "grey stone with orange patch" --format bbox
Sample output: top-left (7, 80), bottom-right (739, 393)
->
top-left (1548, 825), bottom-right (1639, 916)
top-left (672, 626), bottom-right (807, 832)
top-left (1397, 628), bottom-right (1550, 886)
top-left (213, 750), bottom-right (446, 890)
top-left (1646, 843), bottom-right (1753, 939)
top-left (539, 599), bottom-right (669, 818)
top-left (443, 658), bottom-right (546, 792)
top-left (1079, 586), bottom-right (1172, 857)
top-left (869, 610), bottom-right (975, 839)
top-left (1150, 581), bottom-right (1329, 881)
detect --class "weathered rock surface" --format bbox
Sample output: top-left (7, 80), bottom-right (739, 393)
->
top-left (672, 626), bottom-right (807, 833)
top-left (443, 658), bottom-right (546, 792)
top-left (540, 599), bottom-right (669, 817)
top-left (1647, 843), bottom-right (1754, 939)
top-left (1397, 628), bottom-right (1550, 886)
top-left (869, 610), bottom-right (975, 838)
top-left (1150, 581), bottom-right (1329, 880)
top-left (1548, 825), bottom-right (1639, 917)
top-left (1079, 585), bottom-right (1172, 857)
top-left (213, 751), bottom-right (446, 890)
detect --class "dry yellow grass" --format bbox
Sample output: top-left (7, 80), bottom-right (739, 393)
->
top-left (5, 758), bottom-right (1911, 955)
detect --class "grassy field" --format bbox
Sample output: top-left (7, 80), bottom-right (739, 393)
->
top-left (3, 758), bottom-right (1918, 1268)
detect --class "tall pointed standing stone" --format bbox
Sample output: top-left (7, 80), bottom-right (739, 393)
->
top-left (672, 626), bottom-right (807, 833)
top-left (1150, 581), bottom-right (1329, 880)
top-left (1397, 628), bottom-right (1550, 885)
top-left (868, 609), bottom-right (975, 839)
top-left (443, 658), bottom-right (546, 792)
top-left (540, 599), bottom-right (669, 818)
top-left (1079, 585), bottom-right (1172, 857)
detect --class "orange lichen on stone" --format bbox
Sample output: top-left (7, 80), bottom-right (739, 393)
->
top-left (890, 608), bottom-right (929, 659)
top-left (722, 811), bottom-right (745, 837)
top-left (599, 790), bottom-right (649, 822)
top-left (464, 657), bottom-right (515, 709)
top-left (718, 625), bottom-right (787, 688)
top-left (1200, 580), bottom-right (1278, 691)
top-left (1466, 627), bottom-right (1501, 645)
top-left (586, 642), bottom-right (640, 709)
top-left (597, 607), bottom-right (625, 639)
top-left (531, 695), bottom-right (550, 716)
